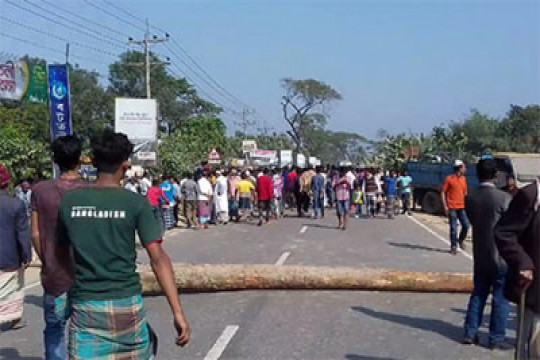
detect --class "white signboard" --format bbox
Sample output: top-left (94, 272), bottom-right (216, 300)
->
top-left (115, 98), bottom-right (157, 141)
top-left (137, 152), bottom-right (156, 161)
top-left (242, 140), bottom-right (258, 154)
top-left (280, 150), bottom-right (293, 166)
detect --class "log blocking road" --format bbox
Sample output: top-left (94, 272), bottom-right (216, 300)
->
top-left (0, 212), bottom-right (515, 360)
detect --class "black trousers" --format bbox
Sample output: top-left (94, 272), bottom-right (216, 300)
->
top-left (295, 192), bottom-right (310, 216)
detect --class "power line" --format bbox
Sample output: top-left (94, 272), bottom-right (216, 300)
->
top-left (4, 0), bottom-right (122, 48)
top-left (0, 31), bottom-right (112, 72)
top-left (102, 0), bottom-right (168, 34)
top-left (0, 16), bottom-right (122, 59)
top-left (82, 0), bottom-right (146, 33)
top-left (97, 1), bottom-right (263, 115)
top-left (128, 19), bottom-right (169, 99)
top-left (168, 65), bottom-right (235, 114)
top-left (169, 38), bottom-right (247, 107)
top-left (164, 43), bottom-right (243, 110)
top-left (37, 0), bottom-right (131, 39)
top-left (21, 0), bottom-right (126, 47)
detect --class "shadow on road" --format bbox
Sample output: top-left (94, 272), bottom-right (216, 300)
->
top-left (387, 241), bottom-right (449, 254)
top-left (352, 306), bottom-right (462, 343)
top-left (346, 355), bottom-right (399, 360)
top-left (0, 348), bottom-right (41, 360)
top-left (24, 294), bottom-right (43, 309)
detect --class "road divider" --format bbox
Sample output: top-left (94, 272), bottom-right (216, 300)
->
top-left (139, 264), bottom-right (472, 294)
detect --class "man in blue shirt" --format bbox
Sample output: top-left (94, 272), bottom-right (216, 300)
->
top-left (159, 177), bottom-right (176, 229)
top-left (384, 171), bottom-right (398, 219)
top-left (398, 170), bottom-right (413, 215)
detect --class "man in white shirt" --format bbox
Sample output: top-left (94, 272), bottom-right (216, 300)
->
top-left (196, 169), bottom-right (213, 229)
top-left (139, 172), bottom-right (152, 196)
top-left (124, 178), bottom-right (139, 193)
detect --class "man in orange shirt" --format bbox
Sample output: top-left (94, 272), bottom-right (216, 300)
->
top-left (441, 160), bottom-right (470, 255)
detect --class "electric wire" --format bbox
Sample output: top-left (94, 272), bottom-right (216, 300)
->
top-left (4, 0), bottom-right (122, 48)
top-left (0, 16), bottom-right (122, 59)
top-left (37, 0), bottom-right (131, 39)
top-left (21, 0), bottom-right (126, 46)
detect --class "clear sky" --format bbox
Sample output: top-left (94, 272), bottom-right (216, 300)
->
top-left (1, 0), bottom-right (538, 138)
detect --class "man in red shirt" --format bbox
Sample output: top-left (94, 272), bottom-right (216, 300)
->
top-left (257, 168), bottom-right (274, 226)
top-left (287, 166), bottom-right (298, 209)
top-left (146, 179), bottom-right (169, 235)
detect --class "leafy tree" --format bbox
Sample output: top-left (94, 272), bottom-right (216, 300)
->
top-left (281, 78), bottom-right (342, 153)
top-left (70, 67), bottom-right (113, 144)
top-left (497, 105), bottom-right (540, 153)
top-left (159, 116), bottom-right (228, 176)
top-left (305, 129), bottom-right (368, 164)
top-left (0, 120), bottom-right (51, 184)
top-left (449, 109), bottom-right (499, 156)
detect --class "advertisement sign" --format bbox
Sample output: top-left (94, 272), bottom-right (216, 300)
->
top-left (48, 64), bottom-right (72, 139)
top-left (242, 140), bottom-right (257, 154)
top-left (0, 60), bottom-right (47, 104)
top-left (251, 150), bottom-right (277, 159)
top-left (115, 98), bottom-right (157, 141)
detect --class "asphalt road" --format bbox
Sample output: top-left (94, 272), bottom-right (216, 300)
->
top-left (0, 210), bottom-right (515, 360)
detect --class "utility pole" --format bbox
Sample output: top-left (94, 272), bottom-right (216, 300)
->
top-left (128, 19), bottom-right (169, 99)
top-left (65, 43), bottom-right (70, 65)
top-left (235, 107), bottom-right (255, 139)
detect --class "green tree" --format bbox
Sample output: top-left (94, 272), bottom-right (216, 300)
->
top-left (449, 109), bottom-right (499, 156)
top-left (497, 105), bottom-right (540, 153)
top-left (0, 120), bottom-right (51, 184)
top-left (281, 78), bottom-right (342, 154)
top-left (159, 116), bottom-right (228, 176)
top-left (70, 67), bottom-right (113, 144)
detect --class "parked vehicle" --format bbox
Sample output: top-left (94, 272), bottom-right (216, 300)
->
top-left (405, 153), bottom-right (539, 214)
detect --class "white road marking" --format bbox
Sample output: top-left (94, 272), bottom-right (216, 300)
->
top-left (406, 215), bottom-right (473, 261)
top-left (299, 225), bottom-right (308, 234)
top-left (204, 325), bottom-right (239, 360)
top-left (275, 251), bottom-right (291, 266)
top-left (23, 281), bottom-right (41, 291)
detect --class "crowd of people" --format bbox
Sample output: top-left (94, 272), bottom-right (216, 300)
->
top-left (0, 130), bottom-right (538, 359)
top-left (120, 164), bottom-right (416, 234)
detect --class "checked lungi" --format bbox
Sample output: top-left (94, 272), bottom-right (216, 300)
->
top-left (0, 269), bottom-right (24, 324)
top-left (68, 294), bottom-right (153, 360)
top-left (163, 207), bottom-right (175, 230)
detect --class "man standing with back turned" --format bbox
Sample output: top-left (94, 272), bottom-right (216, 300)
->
top-left (57, 130), bottom-right (190, 359)
top-left (441, 160), bottom-right (470, 255)
top-left (462, 159), bottom-right (512, 350)
top-left (495, 178), bottom-right (540, 359)
top-left (31, 135), bottom-right (86, 359)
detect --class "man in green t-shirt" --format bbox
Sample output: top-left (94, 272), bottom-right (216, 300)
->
top-left (57, 130), bottom-right (190, 359)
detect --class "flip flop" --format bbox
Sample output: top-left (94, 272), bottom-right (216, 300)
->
top-left (10, 319), bottom-right (26, 330)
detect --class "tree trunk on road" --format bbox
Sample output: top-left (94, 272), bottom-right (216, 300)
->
top-left (139, 264), bottom-right (472, 294)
